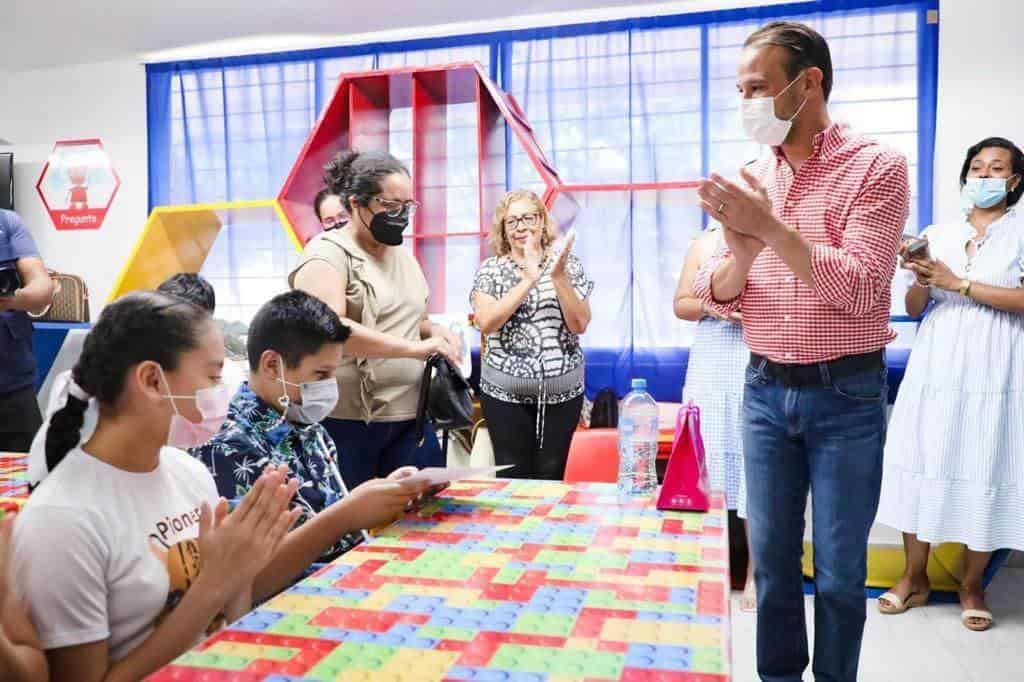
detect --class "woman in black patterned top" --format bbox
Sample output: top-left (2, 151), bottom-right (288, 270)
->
top-left (471, 189), bottom-right (594, 480)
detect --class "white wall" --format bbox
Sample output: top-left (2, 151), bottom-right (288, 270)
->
top-left (933, 0), bottom-right (1024, 222)
top-left (1, 59), bottom-right (147, 321)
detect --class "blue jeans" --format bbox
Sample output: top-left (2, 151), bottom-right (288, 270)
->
top-left (323, 418), bottom-right (443, 489)
top-left (743, 359), bottom-right (887, 682)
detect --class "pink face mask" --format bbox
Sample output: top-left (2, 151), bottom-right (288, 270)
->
top-left (159, 367), bottom-right (230, 449)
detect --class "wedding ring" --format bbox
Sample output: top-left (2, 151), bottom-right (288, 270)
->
top-left (717, 202), bottom-right (726, 214)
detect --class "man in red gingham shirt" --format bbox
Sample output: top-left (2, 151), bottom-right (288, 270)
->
top-left (693, 22), bottom-right (908, 682)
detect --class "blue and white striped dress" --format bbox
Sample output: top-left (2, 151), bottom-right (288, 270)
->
top-left (683, 315), bottom-right (749, 517)
top-left (878, 208), bottom-right (1024, 552)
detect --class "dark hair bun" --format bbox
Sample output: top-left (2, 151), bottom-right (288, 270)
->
top-left (323, 150), bottom-right (361, 195)
top-left (322, 150), bottom-right (408, 206)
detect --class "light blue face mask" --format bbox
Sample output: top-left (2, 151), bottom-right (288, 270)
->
top-left (961, 177), bottom-right (1015, 210)
top-left (276, 355), bottom-right (339, 425)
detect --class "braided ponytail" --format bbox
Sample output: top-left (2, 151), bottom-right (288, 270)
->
top-left (44, 392), bottom-right (90, 473)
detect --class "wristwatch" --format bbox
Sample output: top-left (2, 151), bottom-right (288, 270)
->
top-left (957, 279), bottom-right (972, 298)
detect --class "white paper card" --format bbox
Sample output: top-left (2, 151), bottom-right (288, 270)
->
top-left (405, 464), bottom-right (514, 487)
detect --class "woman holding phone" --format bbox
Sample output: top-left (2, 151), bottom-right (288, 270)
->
top-left (877, 137), bottom-right (1024, 631)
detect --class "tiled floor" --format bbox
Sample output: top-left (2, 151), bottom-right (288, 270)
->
top-left (729, 568), bottom-right (1024, 682)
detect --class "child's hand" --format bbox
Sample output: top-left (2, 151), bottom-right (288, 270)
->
top-left (198, 466), bottom-right (301, 588)
top-left (344, 478), bottom-right (421, 530)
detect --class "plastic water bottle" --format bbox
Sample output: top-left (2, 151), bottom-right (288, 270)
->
top-left (618, 378), bottom-right (659, 499)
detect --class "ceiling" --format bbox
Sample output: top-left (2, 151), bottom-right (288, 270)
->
top-left (0, 0), bottom-right (721, 71)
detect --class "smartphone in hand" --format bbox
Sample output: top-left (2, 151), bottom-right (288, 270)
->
top-left (901, 233), bottom-right (930, 262)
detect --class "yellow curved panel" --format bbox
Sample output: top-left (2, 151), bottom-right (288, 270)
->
top-left (108, 199), bottom-right (299, 302)
top-left (801, 540), bottom-right (964, 592)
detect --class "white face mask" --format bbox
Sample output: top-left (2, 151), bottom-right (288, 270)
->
top-left (739, 71), bottom-right (808, 147)
top-left (277, 358), bottom-right (338, 425)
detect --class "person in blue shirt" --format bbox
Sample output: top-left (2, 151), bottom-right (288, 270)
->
top-left (192, 290), bottom-right (427, 592)
top-left (0, 209), bottom-right (54, 452)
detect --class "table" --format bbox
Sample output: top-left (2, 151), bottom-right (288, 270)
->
top-left (0, 453), bottom-right (29, 514)
top-left (154, 479), bottom-right (731, 681)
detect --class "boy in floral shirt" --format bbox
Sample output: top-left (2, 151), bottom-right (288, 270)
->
top-left (193, 291), bottom-right (425, 598)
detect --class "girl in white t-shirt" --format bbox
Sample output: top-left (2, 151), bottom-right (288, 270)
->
top-left (9, 291), bottom-right (301, 682)
top-left (27, 272), bottom-right (247, 489)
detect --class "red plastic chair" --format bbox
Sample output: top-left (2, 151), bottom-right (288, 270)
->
top-left (563, 428), bottom-right (620, 483)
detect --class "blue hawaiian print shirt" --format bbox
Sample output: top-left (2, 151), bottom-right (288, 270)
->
top-left (191, 382), bottom-right (362, 560)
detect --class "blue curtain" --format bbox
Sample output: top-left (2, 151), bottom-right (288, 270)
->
top-left (504, 5), bottom-right (927, 398)
top-left (147, 1), bottom-right (936, 399)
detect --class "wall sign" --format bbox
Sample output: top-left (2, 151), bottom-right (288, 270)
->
top-left (36, 139), bottom-right (120, 231)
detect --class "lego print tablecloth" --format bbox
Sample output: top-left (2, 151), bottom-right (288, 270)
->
top-left (0, 453), bottom-right (29, 514)
top-left (154, 478), bottom-right (731, 681)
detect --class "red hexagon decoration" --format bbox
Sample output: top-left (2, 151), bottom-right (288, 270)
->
top-left (36, 138), bottom-right (121, 231)
top-left (277, 61), bottom-right (704, 314)
top-left (279, 61), bottom-right (704, 245)
top-left (278, 62), bottom-right (559, 248)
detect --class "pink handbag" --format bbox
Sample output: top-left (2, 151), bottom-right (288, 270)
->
top-left (656, 402), bottom-right (711, 512)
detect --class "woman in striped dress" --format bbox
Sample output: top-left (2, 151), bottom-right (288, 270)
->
top-left (877, 137), bottom-right (1024, 632)
top-left (674, 226), bottom-right (754, 610)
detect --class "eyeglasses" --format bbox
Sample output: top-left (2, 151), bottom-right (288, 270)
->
top-left (321, 212), bottom-right (348, 230)
top-left (371, 196), bottom-right (420, 218)
top-left (504, 213), bottom-right (540, 230)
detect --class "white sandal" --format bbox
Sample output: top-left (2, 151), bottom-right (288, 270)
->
top-left (961, 608), bottom-right (994, 632)
top-left (877, 589), bottom-right (929, 615)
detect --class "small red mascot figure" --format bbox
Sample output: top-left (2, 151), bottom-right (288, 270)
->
top-left (66, 164), bottom-right (89, 210)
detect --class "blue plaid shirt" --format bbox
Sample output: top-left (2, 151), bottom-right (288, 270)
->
top-left (191, 382), bottom-right (361, 560)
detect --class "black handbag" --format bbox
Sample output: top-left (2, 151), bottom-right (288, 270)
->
top-left (415, 354), bottom-right (474, 447)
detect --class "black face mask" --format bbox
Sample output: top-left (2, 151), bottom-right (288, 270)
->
top-left (368, 210), bottom-right (408, 246)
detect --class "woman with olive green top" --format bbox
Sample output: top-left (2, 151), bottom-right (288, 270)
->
top-left (291, 150), bottom-right (460, 487)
